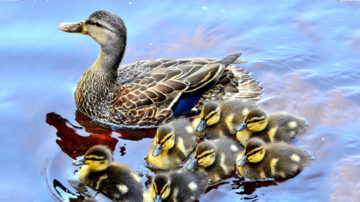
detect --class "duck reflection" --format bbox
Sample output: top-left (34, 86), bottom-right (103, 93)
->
top-left (46, 112), bottom-right (117, 159)
top-left (75, 110), bottom-right (156, 141)
top-left (46, 111), bottom-right (156, 159)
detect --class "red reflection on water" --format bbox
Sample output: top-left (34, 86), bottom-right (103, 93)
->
top-left (46, 112), bottom-right (118, 159)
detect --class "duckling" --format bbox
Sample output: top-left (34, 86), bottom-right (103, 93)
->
top-left (236, 138), bottom-right (313, 180)
top-left (72, 145), bottom-right (143, 201)
top-left (143, 170), bottom-right (208, 202)
top-left (59, 10), bottom-right (263, 129)
top-left (193, 100), bottom-right (256, 139)
top-left (146, 118), bottom-right (198, 169)
top-left (186, 137), bottom-right (242, 184)
top-left (236, 108), bottom-right (308, 146)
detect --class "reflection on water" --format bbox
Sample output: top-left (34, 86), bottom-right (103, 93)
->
top-left (46, 112), bottom-right (117, 159)
top-left (1, 0), bottom-right (360, 201)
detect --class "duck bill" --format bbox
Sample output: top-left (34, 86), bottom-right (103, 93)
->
top-left (236, 123), bottom-right (247, 132)
top-left (152, 144), bottom-right (162, 157)
top-left (72, 158), bottom-right (86, 166)
top-left (196, 120), bottom-right (207, 132)
top-left (237, 155), bottom-right (248, 167)
top-left (154, 194), bottom-right (162, 202)
top-left (58, 21), bottom-right (88, 34)
top-left (187, 158), bottom-right (198, 170)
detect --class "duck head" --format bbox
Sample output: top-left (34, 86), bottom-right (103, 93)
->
top-left (236, 138), bottom-right (266, 166)
top-left (152, 126), bottom-right (175, 157)
top-left (150, 174), bottom-right (171, 202)
top-left (59, 10), bottom-right (127, 57)
top-left (73, 145), bottom-right (113, 172)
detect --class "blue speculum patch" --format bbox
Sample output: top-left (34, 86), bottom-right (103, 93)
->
top-left (172, 95), bottom-right (201, 117)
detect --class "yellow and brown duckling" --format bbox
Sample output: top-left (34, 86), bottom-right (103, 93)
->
top-left (186, 137), bottom-right (242, 184)
top-left (236, 138), bottom-right (313, 180)
top-left (146, 118), bottom-right (198, 169)
top-left (236, 108), bottom-right (308, 146)
top-left (144, 170), bottom-right (208, 202)
top-left (72, 145), bottom-right (143, 201)
top-left (193, 100), bottom-right (257, 139)
top-left (59, 10), bottom-right (263, 129)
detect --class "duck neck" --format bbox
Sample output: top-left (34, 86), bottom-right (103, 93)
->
top-left (89, 43), bottom-right (125, 80)
top-left (75, 42), bottom-right (125, 117)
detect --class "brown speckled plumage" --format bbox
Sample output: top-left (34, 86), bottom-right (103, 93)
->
top-left (63, 10), bottom-right (263, 129)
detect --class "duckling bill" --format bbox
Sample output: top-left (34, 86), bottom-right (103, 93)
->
top-left (72, 145), bottom-right (143, 201)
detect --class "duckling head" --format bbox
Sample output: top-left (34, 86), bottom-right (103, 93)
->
top-left (236, 109), bottom-right (268, 132)
top-left (72, 145), bottom-right (113, 172)
top-left (152, 126), bottom-right (175, 157)
top-left (196, 102), bottom-right (221, 134)
top-left (236, 138), bottom-right (266, 166)
top-left (59, 10), bottom-right (127, 56)
top-left (187, 142), bottom-right (216, 170)
top-left (150, 174), bottom-right (171, 202)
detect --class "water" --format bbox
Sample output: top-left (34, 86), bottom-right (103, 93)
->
top-left (1, 0), bottom-right (360, 201)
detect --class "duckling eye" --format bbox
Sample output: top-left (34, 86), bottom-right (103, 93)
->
top-left (85, 156), bottom-right (105, 161)
top-left (160, 135), bottom-right (172, 144)
top-left (161, 185), bottom-right (169, 194)
top-left (246, 118), bottom-right (264, 124)
top-left (205, 112), bottom-right (216, 121)
top-left (197, 151), bottom-right (214, 159)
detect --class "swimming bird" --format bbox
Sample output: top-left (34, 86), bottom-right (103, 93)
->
top-left (236, 109), bottom-right (308, 146)
top-left (193, 100), bottom-right (256, 139)
top-left (58, 10), bottom-right (262, 129)
top-left (72, 145), bottom-right (143, 201)
top-left (236, 138), bottom-right (313, 180)
top-left (146, 118), bottom-right (198, 169)
top-left (186, 137), bottom-right (242, 184)
top-left (143, 170), bottom-right (208, 202)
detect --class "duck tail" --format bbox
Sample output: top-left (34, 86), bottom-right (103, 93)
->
top-left (213, 53), bottom-right (242, 66)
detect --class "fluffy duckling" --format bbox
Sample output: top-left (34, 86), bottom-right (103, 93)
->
top-left (193, 100), bottom-right (256, 139)
top-left (236, 138), bottom-right (313, 180)
top-left (72, 145), bottom-right (143, 201)
top-left (146, 118), bottom-right (198, 169)
top-left (236, 109), bottom-right (308, 146)
top-left (144, 170), bottom-right (208, 202)
top-left (186, 137), bottom-right (242, 184)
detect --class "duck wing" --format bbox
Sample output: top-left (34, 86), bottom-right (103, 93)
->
top-left (112, 55), bottom-right (240, 125)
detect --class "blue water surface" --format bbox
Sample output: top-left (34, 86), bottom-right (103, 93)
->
top-left (1, 0), bottom-right (360, 201)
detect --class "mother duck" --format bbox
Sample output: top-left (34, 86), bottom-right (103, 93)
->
top-left (58, 10), bottom-right (262, 129)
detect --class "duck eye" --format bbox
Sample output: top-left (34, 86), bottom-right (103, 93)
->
top-left (85, 20), bottom-right (104, 28)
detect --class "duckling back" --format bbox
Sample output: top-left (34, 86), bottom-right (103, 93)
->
top-left (194, 100), bottom-right (256, 139)
top-left (146, 118), bottom-right (198, 169)
top-left (237, 141), bottom-right (313, 180)
top-left (167, 170), bottom-right (208, 202)
top-left (191, 137), bottom-right (242, 183)
top-left (84, 163), bottom-right (143, 201)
